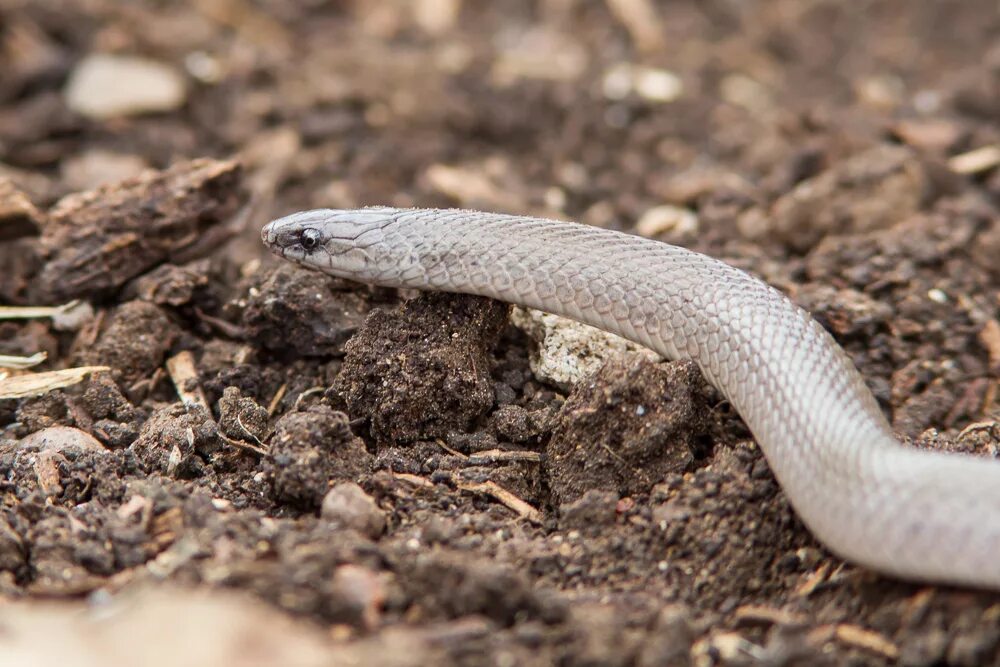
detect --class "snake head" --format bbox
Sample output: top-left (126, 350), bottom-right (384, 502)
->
top-left (261, 208), bottom-right (392, 281)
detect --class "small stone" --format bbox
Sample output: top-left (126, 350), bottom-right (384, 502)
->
top-left (602, 63), bottom-right (682, 103)
top-left (510, 307), bottom-right (658, 390)
top-left (855, 74), bottom-right (905, 110)
top-left (17, 426), bottom-right (105, 453)
top-left (65, 54), bottom-right (187, 120)
top-left (635, 205), bottom-right (698, 239)
top-left (321, 483), bottom-right (386, 539)
top-left (634, 67), bottom-right (683, 102)
top-left (891, 118), bottom-right (963, 152)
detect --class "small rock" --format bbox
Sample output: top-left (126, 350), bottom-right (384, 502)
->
top-left (65, 54), bottom-right (187, 120)
top-left (50, 301), bottom-right (95, 332)
top-left (17, 426), bottom-right (105, 453)
top-left (322, 483), bottom-right (386, 539)
top-left (602, 63), bottom-right (683, 103)
top-left (635, 204), bottom-right (698, 239)
top-left (890, 118), bottom-right (963, 153)
top-left (510, 307), bottom-right (658, 390)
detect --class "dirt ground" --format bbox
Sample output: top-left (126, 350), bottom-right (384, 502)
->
top-left (1, 1), bottom-right (1000, 665)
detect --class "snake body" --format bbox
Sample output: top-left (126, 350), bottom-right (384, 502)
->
top-left (262, 206), bottom-right (1000, 588)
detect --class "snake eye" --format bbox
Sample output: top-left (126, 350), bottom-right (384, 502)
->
top-left (300, 228), bottom-right (321, 251)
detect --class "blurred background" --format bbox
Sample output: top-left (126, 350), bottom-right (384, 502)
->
top-left (1, 0), bottom-right (996, 254)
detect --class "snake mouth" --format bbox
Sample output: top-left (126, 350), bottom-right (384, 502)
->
top-left (261, 221), bottom-right (279, 250)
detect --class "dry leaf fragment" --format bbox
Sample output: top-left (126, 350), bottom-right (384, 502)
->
top-left (0, 352), bottom-right (46, 370)
top-left (0, 366), bottom-right (109, 399)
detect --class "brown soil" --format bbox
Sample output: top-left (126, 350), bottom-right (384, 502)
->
top-left (1, 2), bottom-right (1000, 665)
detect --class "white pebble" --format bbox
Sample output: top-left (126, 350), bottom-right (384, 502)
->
top-left (927, 288), bottom-right (948, 304)
top-left (636, 205), bottom-right (698, 238)
top-left (65, 54), bottom-right (187, 120)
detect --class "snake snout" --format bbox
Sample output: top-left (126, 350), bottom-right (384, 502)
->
top-left (261, 220), bottom-right (276, 246)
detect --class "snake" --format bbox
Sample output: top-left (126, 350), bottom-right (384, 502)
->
top-left (262, 206), bottom-right (1000, 589)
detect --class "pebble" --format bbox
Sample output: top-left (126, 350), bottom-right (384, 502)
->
top-left (636, 204), bottom-right (698, 238)
top-left (17, 426), bottom-right (106, 453)
top-left (602, 63), bottom-right (683, 103)
top-left (65, 54), bottom-right (187, 120)
top-left (510, 307), bottom-right (658, 390)
top-left (321, 483), bottom-right (386, 539)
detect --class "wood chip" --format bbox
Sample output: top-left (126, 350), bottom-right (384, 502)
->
top-left (266, 383), bottom-right (287, 417)
top-left (0, 300), bottom-right (86, 323)
top-left (466, 449), bottom-right (543, 465)
top-left (733, 604), bottom-right (807, 626)
top-left (392, 472), bottom-right (435, 488)
top-left (948, 145), bottom-right (1000, 174)
top-left (435, 438), bottom-right (468, 460)
top-left (794, 561), bottom-right (831, 597)
top-left (218, 431), bottom-right (269, 457)
top-left (166, 351), bottom-right (210, 411)
top-left (34, 158), bottom-right (244, 302)
top-left (900, 588), bottom-right (936, 626)
top-left (34, 450), bottom-right (64, 497)
top-left (958, 421), bottom-right (1000, 441)
top-left (833, 624), bottom-right (900, 660)
top-left (0, 366), bottom-right (109, 399)
top-left (457, 480), bottom-right (542, 524)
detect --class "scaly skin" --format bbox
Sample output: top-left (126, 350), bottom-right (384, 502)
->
top-left (263, 206), bottom-right (1000, 588)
